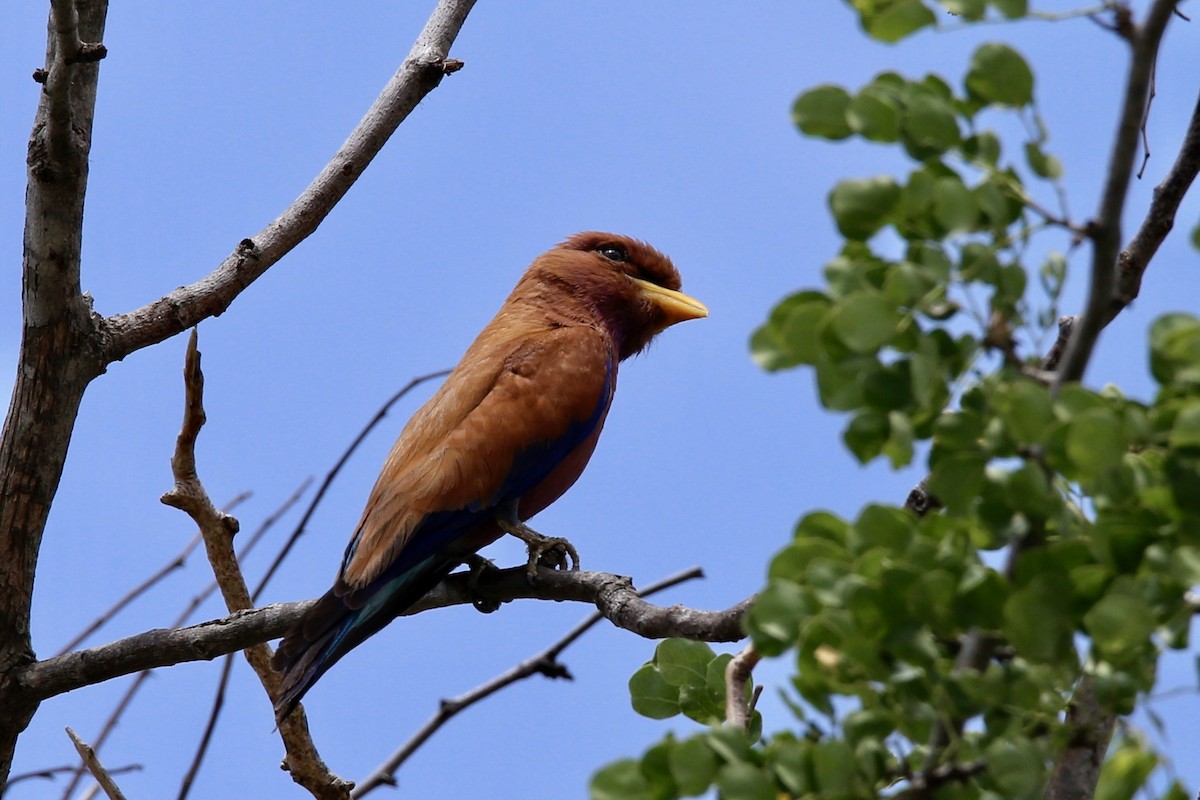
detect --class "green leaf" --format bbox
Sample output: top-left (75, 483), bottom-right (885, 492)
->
top-left (1025, 141), bottom-right (1064, 179)
top-left (860, 0), bottom-right (937, 43)
top-left (669, 737), bottom-right (717, 796)
top-left (815, 357), bottom-right (869, 411)
top-left (1169, 400), bottom-right (1200, 449)
top-left (793, 85), bottom-right (854, 139)
top-left (932, 175), bottom-right (978, 232)
top-left (717, 762), bottom-right (776, 800)
top-left (655, 639), bottom-right (715, 688)
top-left (844, 411), bottom-right (890, 463)
top-left (1084, 589), bottom-right (1156, 662)
top-left (928, 450), bottom-right (986, 514)
top-left (985, 740), bottom-right (1046, 798)
top-left (1150, 313), bottom-right (1200, 387)
top-left (750, 293), bottom-right (833, 371)
top-left (830, 293), bottom-right (900, 353)
top-left (989, 0), bottom-right (1028, 18)
top-left (966, 43), bottom-right (1034, 106)
top-left (1066, 408), bottom-right (1129, 476)
top-left (745, 579), bottom-right (806, 655)
top-left (941, 0), bottom-right (986, 20)
top-left (628, 664), bottom-right (680, 719)
top-left (1094, 743), bottom-right (1158, 800)
top-left (812, 740), bottom-right (858, 795)
top-left (829, 176), bottom-right (901, 240)
top-left (992, 379), bottom-right (1055, 444)
top-left (1004, 574), bottom-right (1074, 663)
top-left (848, 87), bottom-right (901, 141)
top-left (591, 759), bottom-right (651, 800)
top-left (900, 93), bottom-right (962, 155)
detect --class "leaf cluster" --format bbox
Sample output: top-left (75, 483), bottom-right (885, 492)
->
top-left (595, 8), bottom-right (1200, 800)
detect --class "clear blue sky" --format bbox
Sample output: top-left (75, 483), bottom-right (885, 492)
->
top-left (2, 2), bottom-right (1197, 798)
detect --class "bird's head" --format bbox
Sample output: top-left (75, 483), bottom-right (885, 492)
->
top-left (522, 232), bottom-right (708, 359)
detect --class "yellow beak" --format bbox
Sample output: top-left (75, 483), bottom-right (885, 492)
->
top-left (631, 277), bottom-right (709, 329)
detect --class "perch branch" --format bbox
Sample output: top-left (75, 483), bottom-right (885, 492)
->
top-left (352, 567), bottom-right (706, 797)
top-left (19, 567), bottom-right (750, 702)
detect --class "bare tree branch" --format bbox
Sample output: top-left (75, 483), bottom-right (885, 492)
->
top-left (18, 567), bottom-right (749, 703)
top-left (252, 370), bottom-right (450, 598)
top-left (177, 654), bottom-right (235, 800)
top-left (352, 567), bottom-right (707, 797)
top-left (723, 643), bottom-right (761, 731)
top-left (65, 727), bottom-right (127, 800)
top-left (1051, 0), bottom-right (1180, 387)
top-left (55, 492), bottom-right (251, 658)
top-left (0, 1), bottom-right (110, 784)
top-left (161, 331), bottom-right (350, 800)
top-left (56, 485), bottom-right (301, 800)
top-left (98, 0), bottom-right (479, 364)
top-left (7, 763), bottom-right (139, 789)
top-left (1045, 678), bottom-right (1118, 800)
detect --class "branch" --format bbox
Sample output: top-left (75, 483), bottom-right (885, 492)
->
top-left (352, 567), bottom-right (707, 797)
top-left (99, 0), bottom-right (478, 363)
top-left (1, 1), bottom-right (111, 784)
top-left (1043, 89), bottom-right (1200, 372)
top-left (1111, 90), bottom-right (1200, 318)
top-left (160, 331), bottom-right (350, 800)
top-left (7, 763), bottom-right (139, 789)
top-left (1051, 0), bottom-right (1180, 387)
top-left (724, 643), bottom-right (761, 732)
top-left (55, 485), bottom-right (300, 800)
top-left (1044, 678), bottom-right (1118, 800)
top-left (55, 491), bottom-right (251, 658)
top-left (19, 567), bottom-right (750, 702)
top-left (65, 727), bottom-right (127, 800)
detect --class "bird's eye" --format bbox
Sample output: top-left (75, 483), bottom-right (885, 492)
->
top-left (597, 244), bottom-right (628, 263)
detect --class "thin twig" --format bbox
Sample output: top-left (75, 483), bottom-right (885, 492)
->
top-left (173, 372), bottom-right (445, 795)
top-left (99, 0), bottom-right (480, 363)
top-left (724, 642), bottom-right (761, 731)
top-left (176, 654), bottom-right (235, 800)
top-left (173, 476), bottom-right (313, 797)
top-left (8, 763), bottom-right (139, 788)
top-left (56, 483), bottom-right (306, 800)
top-left (352, 567), bottom-right (707, 797)
top-left (252, 370), bottom-right (449, 600)
top-left (160, 331), bottom-right (351, 800)
top-left (55, 493), bottom-right (251, 658)
top-left (65, 728), bottom-right (126, 800)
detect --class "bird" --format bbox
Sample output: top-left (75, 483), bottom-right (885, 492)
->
top-left (271, 232), bottom-right (707, 718)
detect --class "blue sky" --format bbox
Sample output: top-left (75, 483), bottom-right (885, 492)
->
top-left (2, 2), bottom-right (1198, 798)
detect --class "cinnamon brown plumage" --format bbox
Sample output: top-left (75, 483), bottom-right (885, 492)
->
top-left (272, 232), bottom-right (706, 717)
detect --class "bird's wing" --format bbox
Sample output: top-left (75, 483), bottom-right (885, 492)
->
top-left (338, 323), bottom-right (614, 590)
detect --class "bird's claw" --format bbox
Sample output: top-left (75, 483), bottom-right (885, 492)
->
top-left (524, 536), bottom-right (580, 577)
top-left (464, 554), bottom-right (503, 613)
top-left (495, 511), bottom-right (581, 579)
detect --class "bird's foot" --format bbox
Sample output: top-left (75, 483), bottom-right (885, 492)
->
top-left (464, 553), bottom-right (502, 613)
top-left (495, 517), bottom-right (580, 578)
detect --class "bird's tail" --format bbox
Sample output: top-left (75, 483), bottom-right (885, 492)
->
top-left (271, 556), bottom-right (457, 720)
